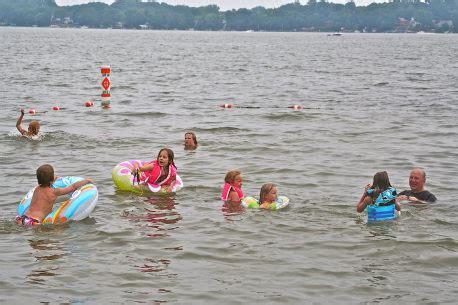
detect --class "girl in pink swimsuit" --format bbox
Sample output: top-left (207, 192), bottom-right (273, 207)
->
top-left (132, 148), bottom-right (177, 192)
top-left (221, 170), bottom-right (244, 203)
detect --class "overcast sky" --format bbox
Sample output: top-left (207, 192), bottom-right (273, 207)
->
top-left (56, 1), bottom-right (388, 10)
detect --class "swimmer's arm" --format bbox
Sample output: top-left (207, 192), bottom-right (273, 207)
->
top-left (356, 184), bottom-right (372, 212)
top-left (356, 195), bottom-right (371, 213)
top-left (16, 109), bottom-right (26, 135)
top-left (53, 179), bottom-right (93, 196)
top-left (394, 201), bottom-right (401, 211)
top-left (137, 163), bottom-right (154, 172)
top-left (396, 195), bottom-right (426, 204)
top-left (259, 202), bottom-right (270, 209)
top-left (227, 190), bottom-right (241, 203)
top-left (407, 196), bottom-right (428, 204)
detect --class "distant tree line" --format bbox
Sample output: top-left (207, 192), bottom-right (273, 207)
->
top-left (0, 0), bottom-right (456, 33)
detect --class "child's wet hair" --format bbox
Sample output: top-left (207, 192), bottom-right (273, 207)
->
top-left (259, 183), bottom-right (277, 204)
top-left (28, 121), bottom-right (40, 135)
top-left (36, 164), bottom-right (54, 187)
top-left (370, 171), bottom-right (392, 199)
top-left (224, 170), bottom-right (241, 183)
top-left (372, 171), bottom-right (391, 190)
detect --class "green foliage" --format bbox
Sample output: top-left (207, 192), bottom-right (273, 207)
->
top-left (0, 0), bottom-right (456, 33)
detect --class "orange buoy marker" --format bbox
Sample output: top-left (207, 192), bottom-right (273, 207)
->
top-left (288, 105), bottom-right (304, 110)
top-left (101, 66), bottom-right (111, 108)
top-left (28, 109), bottom-right (36, 115)
top-left (220, 103), bottom-right (233, 108)
top-left (52, 106), bottom-right (60, 111)
top-left (85, 100), bottom-right (94, 107)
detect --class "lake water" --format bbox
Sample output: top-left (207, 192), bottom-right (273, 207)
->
top-left (0, 27), bottom-right (457, 304)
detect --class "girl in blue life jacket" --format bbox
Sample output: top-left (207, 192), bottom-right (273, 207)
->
top-left (357, 171), bottom-right (401, 221)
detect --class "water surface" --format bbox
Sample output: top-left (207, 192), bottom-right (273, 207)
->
top-left (1, 28), bottom-right (457, 304)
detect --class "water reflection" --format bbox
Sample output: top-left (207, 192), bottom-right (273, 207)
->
top-left (123, 196), bottom-right (182, 238)
top-left (27, 267), bottom-right (59, 285)
top-left (221, 201), bottom-right (245, 219)
top-left (27, 238), bottom-right (65, 285)
top-left (28, 238), bottom-right (65, 259)
top-left (135, 258), bottom-right (171, 273)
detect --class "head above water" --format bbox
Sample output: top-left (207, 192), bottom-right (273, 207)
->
top-left (409, 167), bottom-right (426, 192)
top-left (184, 132), bottom-right (198, 149)
top-left (36, 164), bottom-right (54, 187)
top-left (28, 120), bottom-right (40, 135)
top-left (372, 171), bottom-right (392, 191)
top-left (259, 183), bottom-right (278, 204)
top-left (156, 148), bottom-right (175, 167)
top-left (224, 170), bottom-right (242, 187)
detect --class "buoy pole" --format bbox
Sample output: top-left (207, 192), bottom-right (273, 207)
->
top-left (101, 66), bottom-right (111, 108)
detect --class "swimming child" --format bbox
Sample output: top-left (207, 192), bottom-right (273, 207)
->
top-left (15, 164), bottom-right (93, 226)
top-left (221, 170), bottom-right (243, 202)
top-left (184, 132), bottom-right (198, 150)
top-left (356, 171), bottom-right (401, 213)
top-left (132, 148), bottom-right (177, 192)
top-left (16, 109), bottom-right (40, 138)
top-left (259, 183), bottom-right (278, 209)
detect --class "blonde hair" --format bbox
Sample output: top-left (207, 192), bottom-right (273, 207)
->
top-left (29, 121), bottom-right (40, 135)
top-left (224, 170), bottom-right (241, 183)
top-left (259, 183), bottom-right (277, 204)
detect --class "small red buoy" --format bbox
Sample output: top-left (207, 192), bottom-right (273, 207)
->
top-left (28, 109), bottom-right (36, 115)
top-left (52, 106), bottom-right (60, 111)
top-left (85, 100), bottom-right (94, 107)
top-left (288, 105), bottom-right (304, 110)
top-left (220, 103), bottom-right (233, 108)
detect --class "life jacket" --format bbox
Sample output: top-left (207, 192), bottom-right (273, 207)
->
top-left (140, 160), bottom-right (177, 190)
top-left (366, 186), bottom-right (397, 221)
top-left (367, 187), bottom-right (397, 206)
top-left (367, 204), bottom-right (396, 221)
top-left (221, 183), bottom-right (244, 201)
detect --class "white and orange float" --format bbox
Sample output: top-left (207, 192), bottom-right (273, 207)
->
top-left (101, 66), bottom-right (111, 108)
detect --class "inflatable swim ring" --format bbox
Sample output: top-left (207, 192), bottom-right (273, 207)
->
top-left (241, 196), bottom-right (290, 210)
top-left (367, 204), bottom-right (397, 222)
top-left (17, 176), bottom-right (98, 224)
top-left (112, 160), bottom-right (183, 195)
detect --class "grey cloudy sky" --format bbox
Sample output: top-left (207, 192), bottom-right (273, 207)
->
top-left (56, 1), bottom-right (388, 10)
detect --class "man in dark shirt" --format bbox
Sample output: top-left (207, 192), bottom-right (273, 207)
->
top-left (397, 168), bottom-right (436, 203)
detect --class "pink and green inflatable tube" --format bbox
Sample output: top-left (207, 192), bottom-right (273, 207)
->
top-left (112, 160), bottom-right (183, 195)
top-left (241, 196), bottom-right (290, 210)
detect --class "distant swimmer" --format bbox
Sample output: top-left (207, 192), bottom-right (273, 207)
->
top-left (356, 171), bottom-right (401, 219)
top-left (16, 109), bottom-right (40, 138)
top-left (397, 168), bottom-right (436, 203)
top-left (184, 132), bottom-right (198, 150)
